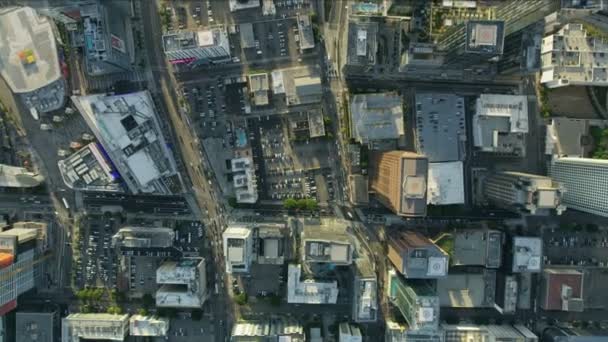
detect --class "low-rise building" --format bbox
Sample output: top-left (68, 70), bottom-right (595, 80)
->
top-left (276, 66), bottom-right (322, 106)
top-left (427, 162), bottom-right (465, 205)
top-left (473, 94), bottom-right (529, 156)
top-left (387, 231), bottom-right (449, 279)
top-left (545, 118), bottom-right (607, 158)
top-left (58, 143), bottom-right (122, 192)
top-left (484, 171), bottom-right (566, 215)
top-left (350, 93), bottom-right (404, 146)
top-left (229, 0), bottom-right (260, 12)
top-left (540, 268), bottom-right (584, 312)
top-left (256, 223), bottom-right (288, 265)
top-left (512, 237), bottom-right (543, 273)
top-left (156, 259), bottom-right (207, 308)
top-left (128, 315), bottom-right (169, 337)
top-left (339, 323), bottom-right (362, 342)
top-left (287, 264), bottom-right (339, 304)
top-left (162, 27), bottom-right (230, 65)
top-left (112, 227), bottom-right (176, 257)
top-left (414, 93), bottom-right (466, 162)
top-left (352, 258), bottom-right (377, 322)
top-left (436, 270), bottom-right (497, 308)
top-left (388, 269), bottom-right (439, 332)
top-left (230, 318), bottom-right (304, 341)
top-left (452, 229), bottom-right (503, 268)
top-left (349, 174), bottom-right (369, 206)
top-left (223, 225), bottom-right (254, 273)
top-left (72, 91), bottom-right (182, 195)
top-left (0, 6), bottom-right (66, 114)
top-left (61, 314), bottom-right (129, 342)
top-left (541, 23), bottom-right (608, 88)
top-left (231, 157), bottom-right (258, 204)
top-left (442, 324), bottom-right (537, 342)
top-left (0, 164), bottom-right (44, 188)
top-left (16, 311), bottom-right (57, 342)
top-left (296, 14), bottom-right (315, 51)
top-left (346, 20), bottom-right (378, 71)
top-left (248, 73), bottom-right (269, 106)
top-left (302, 218), bottom-right (353, 265)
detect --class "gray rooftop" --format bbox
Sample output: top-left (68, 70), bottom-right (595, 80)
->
top-left (16, 312), bottom-right (55, 342)
top-left (452, 230), bottom-right (503, 268)
top-left (436, 270), bottom-right (497, 308)
top-left (548, 118), bottom-right (603, 158)
top-left (297, 14), bottom-right (315, 50)
top-left (0, 7), bottom-right (61, 93)
top-left (239, 23), bottom-right (255, 48)
top-left (465, 20), bottom-right (505, 55)
top-left (415, 93), bottom-right (466, 162)
top-left (347, 20), bottom-right (378, 66)
top-left (350, 93), bottom-right (405, 144)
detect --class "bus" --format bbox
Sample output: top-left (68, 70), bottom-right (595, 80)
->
top-left (62, 197), bottom-right (69, 210)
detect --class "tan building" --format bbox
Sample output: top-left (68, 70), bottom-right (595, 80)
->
top-left (369, 151), bottom-right (428, 217)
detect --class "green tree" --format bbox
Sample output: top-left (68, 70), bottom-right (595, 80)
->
top-left (296, 199), bottom-right (308, 210)
top-left (305, 199), bottom-right (318, 211)
top-left (107, 305), bottom-right (122, 315)
top-left (283, 198), bottom-right (297, 209)
top-left (137, 308), bottom-right (148, 316)
top-left (235, 292), bottom-right (248, 305)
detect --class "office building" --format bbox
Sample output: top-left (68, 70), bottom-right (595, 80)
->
top-left (156, 258), bottom-right (207, 308)
top-left (273, 66), bottom-right (322, 106)
top-left (287, 264), bottom-right (339, 304)
top-left (511, 237), bottom-right (543, 273)
top-left (296, 14), bottom-right (315, 51)
top-left (473, 94), bottom-right (528, 156)
top-left (129, 315), bottom-right (169, 337)
top-left (414, 93), bottom-right (466, 162)
top-left (495, 273), bottom-right (519, 314)
top-left (442, 20), bottom-right (506, 68)
top-left (229, 0), bottom-right (260, 12)
top-left (442, 324), bottom-right (538, 342)
top-left (541, 268), bottom-right (584, 312)
top-left (349, 174), bottom-right (369, 205)
top-left (388, 269), bottom-right (439, 331)
top-left (387, 231), bottom-right (449, 279)
top-left (437, 269), bottom-right (497, 309)
top-left (0, 226), bottom-right (42, 316)
top-left (369, 151), bottom-right (428, 217)
top-left (452, 229), bottom-right (503, 268)
top-left (80, 0), bottom-right (132, 76)
top-left (61, 314), bottom-right (129, 342)
top-left (302, 218), bottom-right (353, 265)
top-left (541, 23), bottom-right (608, 88)
top-left (427, 162), bottom-right (465, 205)
top-left (339, 323), bottom-right (362, 342)
top-left (248, 73), bottom-right (269, 106)
top-left (111, 227), bottom-right (175, 257)
top-left (350, 93), bottom-right (404, 145)
top-left (545, 118), bottom-right (607, 158)
top-left (0, 6), bottom-right (66, 114)
top-left (231, 157), bottom-right (258, 204)
top-left (256, 223), bottom-right (288, 265)
top-left (549, 157), bottom-right (608, 217)
top-left (72, 91), bottom-right (182, 195)
top-left (0, 165), bottom-right (44, 188)
top-left (223, 225), bottom-right (254, 273)
top-left (230, 318), bottom-right (304, 342)
top-left (16, 311), bottom-right (57, 342)
top-left (352, 258), bottom-right (378, 322)
top-left (484, 171), bottom-right (566, 215)
top-left (162, 27), bottom-right (231, 65)
top-left (346, 20), bottom-right (378, 71)
top-left (58, 143), bottom-right (122, 192)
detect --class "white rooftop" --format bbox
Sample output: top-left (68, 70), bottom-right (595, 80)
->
top-left (475, 94), bottom-right (528, 133)
top-left (0, 7), bottom-right (61, 93)
top-left (61, 314), bottom-right (129, 342)
top-left (512, 237), bottom-right (542, 273)
top-left (287, 264), bottom-right (339, 304)
top-left (231, 157), bottom-right (258, 203)
top-left (129, 316), bottom-right (169, 337)
top-left (427, 162), bottom-right (465, 205)
top-left (156, 259), bottom-right (201, 284)
top-left (156, 259), bottom-right (206, 308)
top-left (197, 30), bottom-right (214, 47)
top-left (0, 164), bottom-right (44, 188)
top-left (350, 93), bottom-right (405, 144)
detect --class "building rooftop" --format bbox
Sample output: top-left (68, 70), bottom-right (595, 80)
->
top-left (388, 269), bottom-right (439, 331)
top-left (279, 66), bottom-right (322, 106)
top-left (58, 143), bottom-right (121, 192)
top-left (427, 162), bottom-right (465, 205)
top-left (452, 230), bottom-right (503, 268)
top-left (248, 73), bottom-right (269, 106)
top-left (437, 270), bottom-right (497, 308)
top-left (231, 318), bottom-right (304, 341)
top-left (387, 230), bottom-right (449, 279)
top-left (465, 20), bottom-right (505, 55)
top-left (473, 94), bottom-right (528, 155)
top-left (0, 7), bottom-right (63, 100)
top-left (297, 14), bottom-right (315, 51)
top-left (223, 225), bottom-right (254, 273)
top-left (229, 0), bottom-right (260, 12)
top-left (239, 23), bottom-right (255, 48)
top-left (231, 157), bottom-right (258, 203)
top-left (349, 174), bottom-right (369, 205)
top-left (129, 315), bottom-right (169, 337)
top-left (347, 20), bottom-right (378, 66)
top-left (162, 27), bottom-right (230, 64)
top-left (350, 93), bottom-right (405, 144)
top-left (512, 237), bottom-right (542, 273)
top-left (546, 118), bottom-right (604, 158)
top-left (414, 93), bottom-right (466, 162)
top-left (112, 227), bottom-right (175, 249)
top-left (353, 258), bottom-right (378, 322)
top-left (541, 268), bottom-right (584, 312)
top-left (541, 23), bottom-right (608, 88)
top-left (16, 311), bottom-right (55, 342)
top-left (156, 259), bottom-right (206, 308)
top-left (72, 91), bottom-right (181, 194)
top-left (287, 264), bottom-right (339, 304)
top-left (0, 164), bottom-right (44, 188)
top-left (302, 218), bottom-right (353, 265)
top-left (339, 323), bottom-right (362, 342)
top-left (61, 314), bottom-right (129, 342)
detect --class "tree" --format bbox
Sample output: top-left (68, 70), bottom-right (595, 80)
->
top-left (235, 292), bottom-right (248, 305)
top-left (107, 305), bottom-right (122, 315)
top-left (305, 199), bottom-right (318, 211)
top-left (296, 198), bottom-right (308, 210)
top-left (137, 308), bottom-right (148, 316)
top-left (283, 198), bottom-right (297, 210)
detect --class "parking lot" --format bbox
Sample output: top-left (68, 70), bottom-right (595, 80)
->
top-left (76, 213), bottom-right (122, 288)
top-left (543, 227), bottom-right (608, 267)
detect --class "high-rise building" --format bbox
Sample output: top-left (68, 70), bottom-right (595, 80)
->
top-left (223, 226), bottom-right (254, 274)
top-left (369, 151), bottom-right (428, 217)
top-left (387, 231), bottom-right (449, 279)
top-left (549, 158), bottom-right (608, 217)
top-left (352, 258), bottom-right (377, 323)
top-left (388, 269), bottom-right (439, 332)
top-left (162, 27), bottom-right (231, 66)
top-left (483, 171), bottom-right (566, 215)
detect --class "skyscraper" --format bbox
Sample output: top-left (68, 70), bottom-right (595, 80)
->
top-left (369, 151), bottom-right (428, 217)
top-left (483, 171), bottom-right (566, 215)
top-left (549, 158), bottom-right (608, 217)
